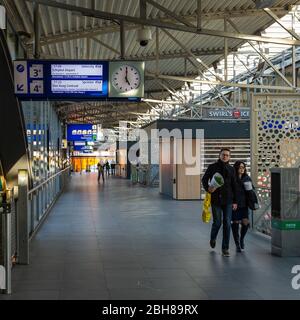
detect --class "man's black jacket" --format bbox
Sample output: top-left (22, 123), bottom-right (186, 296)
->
top-left (202, 159), bottom-right (238, 206)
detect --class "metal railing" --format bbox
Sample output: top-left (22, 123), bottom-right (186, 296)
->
top-left (0, 189), bottom-right (13, 294)
top-left (132, 164), bottom-right (159, 187)
top-left (252, 186), bottom-right (271, 235)
top-left (27, 166), bottom-right (70, 239)
top-left (0, 166), bottom-right (70, 295)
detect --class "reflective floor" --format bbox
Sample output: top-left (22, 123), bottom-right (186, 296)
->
top-left (1, 173), bottom-right (300, 300)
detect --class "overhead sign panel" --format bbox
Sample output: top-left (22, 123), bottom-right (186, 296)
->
top-left (14, 60), bottom-right (108, 100)
top-left (67, 124), bottom-right (97, 142)
top-left (14, 60), bottom-right (144, 101)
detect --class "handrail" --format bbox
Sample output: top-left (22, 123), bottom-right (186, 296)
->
top-left (253, 202), bottom-right (271, 224)
top-left (150, 171), bottom-right (159, 186)
top-left (28, 166), bottom-right (70, 195)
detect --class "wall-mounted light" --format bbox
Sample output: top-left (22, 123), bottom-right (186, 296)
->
top-left (13, 186), bottom-right (19, 200)
top-left (18, 170), bottom-right (28, 186)
top-left (0, 6), bottom-right (6, 30)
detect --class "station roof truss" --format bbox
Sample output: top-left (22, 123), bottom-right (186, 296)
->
top-left (3, 0), bottom-right (300, 127)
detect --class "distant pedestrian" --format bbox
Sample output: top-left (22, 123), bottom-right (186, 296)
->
top-left (105, 161), bottom-right (110, 176)
top-left (97, 161), bottom-right (105, 183)
top-left (202, 148), bottom-right (238, 257)
top-left (111, 161), bottom-right (116, 175)
top-left (231, 161), bottom-right (251, 252)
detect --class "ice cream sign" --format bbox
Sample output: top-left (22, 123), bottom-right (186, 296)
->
top-left (204, 108), bottom-right (250, 120)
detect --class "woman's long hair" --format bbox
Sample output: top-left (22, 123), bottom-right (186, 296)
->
top-left (234, 161), bottom-right (247, 179)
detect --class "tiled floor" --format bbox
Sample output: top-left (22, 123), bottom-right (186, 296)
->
top-left (1, 173), bottom-right (300, 300)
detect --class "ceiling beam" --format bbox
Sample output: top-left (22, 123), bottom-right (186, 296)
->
top-left (67, 112), bottom-right (140, 122)
top-left (26, 7), bottom-right (290, 46)
top-left (58, 103), bottom-right (149, 117)
top-left (145, 0), bottom-right (195, 27)
top-left (227, 18), bottom-right (295, 88)
top-left (144, 87), bottom-right (182, 94)
top-left (146, 72), bottom-right (297, 91)
top-left (33, 47), bottom-right (233, 60)
top-left (25, 1), bottom-right (298, 46)
top-left (90, 36), bottom-right (120, 55)
top-left (138, 47), bottom-right (233, 60)
top-left (263, 7), bottom-right (300, 41)
top-left (145, 71), bottom-right (200, 78)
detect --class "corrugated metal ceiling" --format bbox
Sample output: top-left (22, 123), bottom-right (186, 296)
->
top-left (3, 0), bottom-right (299, 126)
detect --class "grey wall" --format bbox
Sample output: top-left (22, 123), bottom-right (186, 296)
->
top-left (0, 31), bottom-right (29, 186)
top-left (155, 120), bottom-right (250, 139)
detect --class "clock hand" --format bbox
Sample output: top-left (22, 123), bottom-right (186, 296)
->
top-left (125, 67), bottom-right (131, 85)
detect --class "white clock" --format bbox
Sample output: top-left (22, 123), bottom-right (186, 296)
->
top-left (111, 65), bottom-right (141, 93)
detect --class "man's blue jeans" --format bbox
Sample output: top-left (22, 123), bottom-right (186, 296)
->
top-left (211, 204), bottom-right (232, 250)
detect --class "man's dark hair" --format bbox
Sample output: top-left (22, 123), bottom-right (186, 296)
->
top-left (219, 148), bottom-right (231, 154)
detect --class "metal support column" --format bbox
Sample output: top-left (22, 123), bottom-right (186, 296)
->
top-left (292, 46), bottom-right (296, 87)
top-left (224, 18), bottom-right (228, 82)
top-left (197, 0), bottom-right (201, 30)
top-left (120, 20), bottom-right (125, 60)
top-left (156, 27), bottom-right (159, 75)
top-left (0, 193), bottom-right (12, 294)
top-left (292, 11), bottom-right (296, 87)
top-left (34, 2), bottom-right (40, 59)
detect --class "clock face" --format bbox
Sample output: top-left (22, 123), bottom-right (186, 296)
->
top-left (111, 65), bottom-right (141, 93)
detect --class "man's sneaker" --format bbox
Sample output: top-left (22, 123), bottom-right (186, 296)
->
top-left (210, 239), bottom-right (216, 249)
top-left (236, 246), bottom-right (242, 253)
top-left (222, 250), bottom-right (230, 257)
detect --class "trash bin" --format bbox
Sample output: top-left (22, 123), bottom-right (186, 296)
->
top-left (271, 167), bottom-right (300, 256)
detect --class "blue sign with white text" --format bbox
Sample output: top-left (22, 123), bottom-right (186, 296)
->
top-left (73, 145), bottom-right (94, 153)
top-left (67, 124), bottom-right (97, 142)
top-left (14, 60), bottom-right (108, 100)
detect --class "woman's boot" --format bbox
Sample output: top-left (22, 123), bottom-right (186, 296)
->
top-left (240, 224), bottom-right (249, 250)
top-left (231, 223), bottom-right (241, 252)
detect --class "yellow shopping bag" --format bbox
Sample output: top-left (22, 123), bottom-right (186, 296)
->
top-left (202, 192), bottom-right (211, 223)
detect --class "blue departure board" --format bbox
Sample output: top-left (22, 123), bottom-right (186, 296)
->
top-left (67, 124), bottom-right (97, 142)
top-left (14, 60), bottom-right (109, 100)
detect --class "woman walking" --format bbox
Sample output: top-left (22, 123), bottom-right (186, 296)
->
top-left (231, 161), bottom-right (252, 252)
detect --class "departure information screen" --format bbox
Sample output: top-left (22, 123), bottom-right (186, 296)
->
top-left (67, 124), bottom-right (97, 142)
top-left (14, 60), bottom-right (108, 99)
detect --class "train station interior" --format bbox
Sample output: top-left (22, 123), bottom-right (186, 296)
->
top-left (0, 0), bottom-right (300, 301)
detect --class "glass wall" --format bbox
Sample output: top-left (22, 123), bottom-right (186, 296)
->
top-left (22, 101), bottom-right (64, 186)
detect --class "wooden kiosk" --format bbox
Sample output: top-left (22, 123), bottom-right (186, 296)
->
top-left (143, 120), bottom-right (250, 200)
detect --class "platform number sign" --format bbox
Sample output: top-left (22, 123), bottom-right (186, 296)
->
top-left (29, 64), bottom-right (44, 94)
top-left (14, 61), bottom-right (44, 96)
top-left (29, 64), bottom-right (44, 79)
top-left (30, 80), bottom-right (44, 94)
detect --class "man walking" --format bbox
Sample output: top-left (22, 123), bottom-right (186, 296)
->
top-left (202, 148), bottom-right (237, 257)
top-left (97, 161), bottom-right (105, 183)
